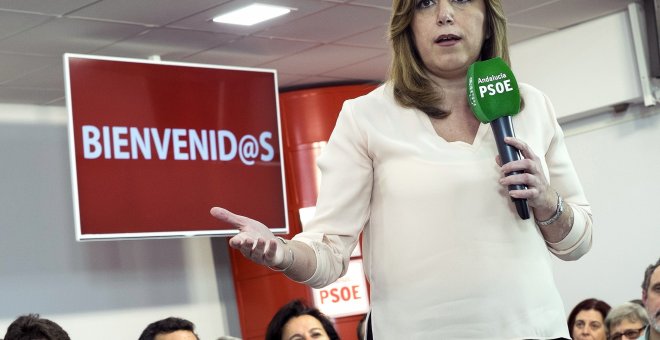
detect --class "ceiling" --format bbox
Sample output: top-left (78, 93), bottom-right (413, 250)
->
top-left (0, 0), bottom-right (633, 106)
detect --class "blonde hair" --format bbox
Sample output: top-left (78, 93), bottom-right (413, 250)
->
top-left (388, 0), bottom-right (510, 118)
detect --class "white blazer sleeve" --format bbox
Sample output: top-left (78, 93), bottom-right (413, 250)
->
top-left (292, 99), bottom-right (373, 288)
top-left (542, 93), bottom-right (593, 261)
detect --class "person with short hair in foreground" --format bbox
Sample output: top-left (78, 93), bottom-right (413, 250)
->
top-left (3, 314), bottom-right (70, 340)
top-left (138, 317), bottom-right (199, 340)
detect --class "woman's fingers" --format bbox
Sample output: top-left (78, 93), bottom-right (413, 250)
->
top-left (264, 239), bottom-right (279, 263)
top-left (211, 206), bottom-right (281, 266)
top-left (497, 137), bottom-right (554, 208)
top-left (503, 137), bottom-right (538, 161)
top-left (210, 207), bottom-right (246, 228)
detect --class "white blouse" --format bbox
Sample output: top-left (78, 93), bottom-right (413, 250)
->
top-left (293, 83), bottom-right (592, 339)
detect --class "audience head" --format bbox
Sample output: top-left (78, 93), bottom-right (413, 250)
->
top-left (3, 313), bottom-right (70, 340)
top-left (138, 317), bottom-right (199, 340)
top-left (265, 300), bottom-right (339, 340)
top-left (629, 299), bottom-right (644, 307)
top-left (567, 298), bottom-right (612, 340)
top-left (605, 302), bottom-right (649, 340)
top-left (642, 257), bottom-right (660, 334)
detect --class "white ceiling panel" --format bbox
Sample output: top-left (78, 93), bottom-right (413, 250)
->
top-left (336, 24), bottom-right (389, 48)
top-left (0, 86), bottom-right (63, 105)
top-left (276, 73), bottom-right (309, 88)
top-left (169, 0), bottom-right (335, 36)
top-left (94, 28), bottom-right (237, 60)
top-left (260, 44), bottom-right (384, 75)
top-left (0, 53), bottom-right (58, 84)
top-left (501, 0), bottom-right (557, 16)
top-left (0, 18), bottom-right (147, 55)
top-left (507, 24), bottom-right (555, 44)
top-left (0, 0), bottom-right (637, 106)
top-left (256, 4), bottom-right (390, 43)
top-left (0, 0), bottom-right (99, 16)
top-left (67, 0), bottom-right (229, 26)
top-left (186, 36), bottom-right (319, 68)
top-left (348, 0), bottom-right (391, 10)
top-left (508, 0), bottom-right (630, 29)
top-left (0, 10), bottom-right (52, 41)
top-left (321, 52), bottom-right (390, 81)
top-left (8, 64), bottom-right (65, 90)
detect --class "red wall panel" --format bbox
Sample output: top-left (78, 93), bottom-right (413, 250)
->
top-left (230, 83), bottom-right (378, 340)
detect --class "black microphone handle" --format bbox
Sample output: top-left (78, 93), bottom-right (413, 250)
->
top-left (490, 116), bottom-right (530, 220)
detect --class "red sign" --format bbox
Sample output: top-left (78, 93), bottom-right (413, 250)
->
top-left (65, 54), bottom-right (288, 240)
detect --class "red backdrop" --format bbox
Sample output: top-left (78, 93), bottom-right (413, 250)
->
top-left (230, 83), bottom-right (378, 340)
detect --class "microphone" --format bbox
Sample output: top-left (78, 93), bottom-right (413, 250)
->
top-left (467, 57), bottom-right (530, 220)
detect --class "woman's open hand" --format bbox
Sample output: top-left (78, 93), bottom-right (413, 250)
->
top-left (210, 207), bottom-right (285, 267)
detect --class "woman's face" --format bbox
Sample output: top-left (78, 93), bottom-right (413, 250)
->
top-left (572, 309), bottom-right (607, 340)
top-left (411, 0), bottom-right (487, 79)
top-left (281, 315), bottom-right (330, 340)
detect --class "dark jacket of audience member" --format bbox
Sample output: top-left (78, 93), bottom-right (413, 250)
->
top-left (265, 300), bottom-right (340, 340)
top-left (138, 317), bottom-right (199, 340)
top-left (3, 314), bottom-right (70, 340)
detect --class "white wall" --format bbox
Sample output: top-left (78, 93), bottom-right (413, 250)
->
top-left (510, 10), bottom-right (643, 121)
top-left (556, 103), bottom-right (660, 312)
top-left (509, 8), bottom-right (660, 312)
top-left (0, 105), bottom-right (240, 339)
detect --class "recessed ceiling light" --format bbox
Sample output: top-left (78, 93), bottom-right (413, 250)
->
top-left (212, 3), bottom-right (292, 26)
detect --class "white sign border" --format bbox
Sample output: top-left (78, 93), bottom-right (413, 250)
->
top-left (64, 53), bottom-right (289, 241)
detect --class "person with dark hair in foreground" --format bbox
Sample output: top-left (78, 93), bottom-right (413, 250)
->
top-left (3, 313), bottom-right (70, 340)
top-left (567, 298), bottom-right (611, 340)
top-left (265, 300), bottom-right (339, 340)
top-left (138, 317), bottom-right (199, 340)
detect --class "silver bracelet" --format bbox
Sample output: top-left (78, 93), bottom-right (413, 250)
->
top-left (269, 237), bottom-right (294, 272)
top-left (535, 192), bottom-right (564, 226)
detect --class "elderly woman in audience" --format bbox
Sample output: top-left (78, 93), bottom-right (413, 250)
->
top-left (605, 302), bottom-right (650, 340)
top-left (568, 298), bottom-right (612, 340)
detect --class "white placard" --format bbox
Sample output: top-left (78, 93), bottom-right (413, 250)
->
top-left (312, 259), bottom-right (370, 318)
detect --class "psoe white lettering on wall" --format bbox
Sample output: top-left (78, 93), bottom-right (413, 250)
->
top-left (312, 259), bottom-right (370, 318)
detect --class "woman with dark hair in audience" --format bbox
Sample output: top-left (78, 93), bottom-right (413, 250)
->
top-left (265, 300), bottom-right (340, 340)
top-left (568, 298), bottom-right (612, 340)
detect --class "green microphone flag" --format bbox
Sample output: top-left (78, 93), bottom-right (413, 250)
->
top-left (467, 57), bottom-right (521, 123)
top-left (467, 57), bottom-right (529, 220)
